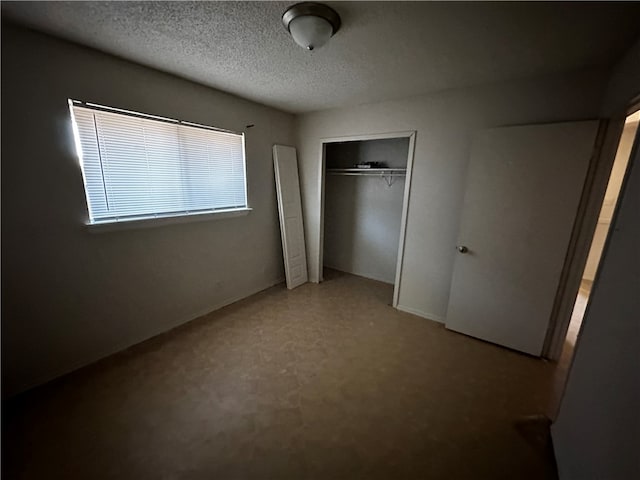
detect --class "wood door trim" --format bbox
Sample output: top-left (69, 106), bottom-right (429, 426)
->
top-left (542, 118), bottom-right (626, 359)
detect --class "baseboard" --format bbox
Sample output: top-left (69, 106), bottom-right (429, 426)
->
top-left (396, 304), bottom-right (445, 323)
top-left (174, 276), bottom-right (286, 330)
top-left (6, 276), bottom-right (286, 397)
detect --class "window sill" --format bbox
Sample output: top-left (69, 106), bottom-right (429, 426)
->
top-left (86, 207), bottom-right (252, 233)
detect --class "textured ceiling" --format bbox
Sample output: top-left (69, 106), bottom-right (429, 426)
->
top-left (3, 1), bottom-right (640, 113)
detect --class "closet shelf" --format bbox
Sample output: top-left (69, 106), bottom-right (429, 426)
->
top-left (326, 168), bottom-right (406, 186)
top-left (327, 168), bottom-right (406, 174)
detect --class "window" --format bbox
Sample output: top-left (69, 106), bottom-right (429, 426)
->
top-left (69, 100), bottom-right (248, 225)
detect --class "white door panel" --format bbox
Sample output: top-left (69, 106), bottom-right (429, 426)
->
top-left (445, 121), bottom-right (599, 355)
top-left (273, 145), bottom-right (308, 289)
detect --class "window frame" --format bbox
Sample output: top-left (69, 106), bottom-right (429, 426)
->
top-left (68, 99), bottom-right (251, 230)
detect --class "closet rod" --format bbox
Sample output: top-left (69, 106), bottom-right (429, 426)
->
top-left (327, 169), bottom-right (406, 187)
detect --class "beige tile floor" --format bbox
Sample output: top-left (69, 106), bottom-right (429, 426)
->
top-left (3, 270), bottom-right (567, 479)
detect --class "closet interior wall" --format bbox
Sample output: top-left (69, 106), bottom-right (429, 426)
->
top-left (323, 138), bottom-right (409, 284)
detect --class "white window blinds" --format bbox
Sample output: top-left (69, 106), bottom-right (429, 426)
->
top-left (69, 101), bottom-right (247, 224)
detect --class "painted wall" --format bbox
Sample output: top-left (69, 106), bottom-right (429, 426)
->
top-left (552, 38), bottom-right (640, 480)
top-left (324, 139), bottom-right (408, 283)
top-left (295, 70), bottom-right (608, 321)
top-left (1, 24), bottom-right (295, 396)
top-left (583, 120), bottom-right (637, 280)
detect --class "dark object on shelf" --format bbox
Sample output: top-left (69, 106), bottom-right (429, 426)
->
top-left (355, 161), bottom-right (385, 169)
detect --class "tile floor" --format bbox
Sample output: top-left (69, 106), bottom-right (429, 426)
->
top-left (564, 279), bottom-right (592, 349)
top-left (3, 270), bottom-right (568, 479)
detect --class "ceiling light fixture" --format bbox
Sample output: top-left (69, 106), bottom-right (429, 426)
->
top-left (282, 2), bottom-right (341, 51)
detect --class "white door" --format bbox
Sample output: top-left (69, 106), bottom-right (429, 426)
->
top-left (273, 145), bottom-right (308, 289)
top-left (445, 121), bottom-right (599, 356)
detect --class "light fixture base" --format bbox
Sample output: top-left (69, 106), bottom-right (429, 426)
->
top-left (282, 2), bottom-right (341, 37)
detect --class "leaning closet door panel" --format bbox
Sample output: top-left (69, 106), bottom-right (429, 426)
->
top-left (273, 145), bottom-right (308, 290)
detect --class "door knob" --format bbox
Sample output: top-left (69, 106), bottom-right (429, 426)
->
top-left (457, 245), bottom-right (468, 253)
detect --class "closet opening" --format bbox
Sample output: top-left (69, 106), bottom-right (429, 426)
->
top-left (317, 132), bottom-right (416, 307)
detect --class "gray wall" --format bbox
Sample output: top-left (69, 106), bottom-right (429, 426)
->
top-left (552, 38), bottom-right (640, 480)
top-left (1, 24), bottom-right (295, 396)
top-left (324, 139), bottom-right (408, 283)
top-left (295, 69), bottom-right (609, 321)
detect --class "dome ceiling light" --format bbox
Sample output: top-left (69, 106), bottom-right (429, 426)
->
top-left (282, 2), bottom-right (341, 51)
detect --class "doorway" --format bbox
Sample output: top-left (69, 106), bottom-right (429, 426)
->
top-left (317, 131), bottom-right (416, 307)
top-left (559, 110), bottom-right (639, 364)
